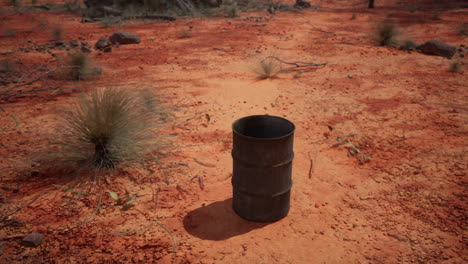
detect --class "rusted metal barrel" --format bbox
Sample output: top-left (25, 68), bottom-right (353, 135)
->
top-left (232, 115), bottom-right (295, 222)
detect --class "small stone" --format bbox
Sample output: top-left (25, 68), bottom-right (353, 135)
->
top-left (94, 37), bottom-right (112, 52)
top-left (294, 0), bottom-right (311, 8)
top-left (21, 232), bottom-right (44, 248)
top-left (81, 46), bottom-right (92, 53)
top-left (69, 39), bottom-right (79, 47)
top-left (109, 31), bottom-right (141, 45)
top-left (54, 40), bottom-right (66, 47)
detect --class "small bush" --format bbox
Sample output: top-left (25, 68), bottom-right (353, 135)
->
top-left (433, 12), bottom-right (441, 20)
top-left (400, 40), bottom-right (416, 50)
top-left (408, 5), bottom-right (418, 13)
top-left (449, 61), bottom-right (461, 72)
top-left (63, 51), bottom-right (93, 80)
top-left (256, 57), bottom-right (281, 79)
top-left (179, 29), bottom-right (191, 38)
top-left (52, 26), bottom-right (63, 41)
top-left (100, 16), bottom-right (121, 27)
top-left (374, 21), bottom-right (398, 46)
top-left (9, 0), bottom-right (20, 8)
top-left (0, 59), bottom-right (15, 73)
top-left (6, 29), bottom-right (15, 37)
top-left (351, 13), bottom-right (357, 20)
top-left (64, 0), bottom-right (81, 13)
top-left (458, 23), bottom-right (468, 36)
top-left (143, 0), bottom-right (167, 11)
top-left (54, 87), bottom-right (169, 169)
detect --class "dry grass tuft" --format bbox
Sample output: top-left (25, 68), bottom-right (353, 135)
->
top-left (255, 57), bottom-right (281, 79)
top-left (374, 21), bottom-right (399, 47)
top-left (50, 87), bottom-right (171, 170)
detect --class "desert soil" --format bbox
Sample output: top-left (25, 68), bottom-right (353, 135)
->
top-left (0, 0), bottom-right (467, 263)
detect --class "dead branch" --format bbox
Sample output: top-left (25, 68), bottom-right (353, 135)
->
top-left (308, 159), bottom-right (313, 179)
top-left (193, 158), bottom-right (216, 168)
top-left (0, 63), bottom-right (78, 103)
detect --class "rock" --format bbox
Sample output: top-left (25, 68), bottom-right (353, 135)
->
top-left (21, 232), bottom-right (44, 248)
top-left (416, 40), bottom-right (456, 58)
top-left (94, 37), bottom-right (112, 52)
top-left (294, 0), bottom-right (311, 8)
top-left (81, 42), bottom-right (92, 53)
top-left (109, 31), bottom-right (141, 45)
top-left (69, 39), bottom-right (79, 47)
top-left (54, 40), bottom-right (66, 47)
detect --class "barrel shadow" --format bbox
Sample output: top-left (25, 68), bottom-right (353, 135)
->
top-left (183, 198), bottom-right (270, 241)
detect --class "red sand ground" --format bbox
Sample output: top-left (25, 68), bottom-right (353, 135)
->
top-left (0, 0), bottom-right (467, 263)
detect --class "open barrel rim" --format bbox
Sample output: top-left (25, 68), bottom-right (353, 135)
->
top-left (232, 115), bottom-right (296, 141)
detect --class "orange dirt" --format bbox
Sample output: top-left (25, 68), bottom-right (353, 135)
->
top-left (1, 0), bottom-right (467, 263)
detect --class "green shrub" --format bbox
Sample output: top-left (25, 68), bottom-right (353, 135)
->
top-left (374, 21), bottom-right (398, 46)
top-left (54, 87), bottom-right (169, 169)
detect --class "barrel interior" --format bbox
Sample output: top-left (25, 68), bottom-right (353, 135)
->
top-left (233, 115), bottom-right (295, 139)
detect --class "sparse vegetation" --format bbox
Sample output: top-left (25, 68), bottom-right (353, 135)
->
top-left (53, 87), bottom-right (170, 170)
top-left (64, 0), bottom-right (81, 13)
top-left (351, 13), bottom-right (357, 20)
top-left (433, 12), bottom-right (441, 20)
top-left (449, 61), bottom-right (461, 72)
top-left (408, 5), bottom-right (418, 13)
top-left (374, 21), bottom-right (399, 46)
top-left (458, 23), bottom-right (468, 36)
top-left (9, 0), bottom-right (21, 8)
top-left (0, 59), bottom-right (15, 73)
top-left (5, 29), bottom-right (16, 37)
top-left (256, 57), bottom-right (281, 79)
top-left (63, 51), bottom-right (92, 80)
top-left (100, 16), bottom-right (121, 27)
top-left (400, 39), bottom-right (417, 50)
top-left (52, 26), bottom-right (63, 41)
top-left (179, 29), bottom-right (192, 38)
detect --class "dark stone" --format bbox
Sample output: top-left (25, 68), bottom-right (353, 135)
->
top-left (81, 45), bottom-right (92, 53)
top-left (94, 37), bottom-right (112, 52)
top-left (69, 39), bottom-right (79, 47)
top-left (54, 40), bottom-right (66, 47)
top-left (294, 0), bottom-right (311, 8)
top-left (21, 233), bottom-right (44, 248)
top-left (416, 40), bottom-right (457, 58)
top-left (109, 31), bottom-right (141, 45)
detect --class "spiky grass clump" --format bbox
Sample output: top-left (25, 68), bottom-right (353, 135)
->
top-left (65, 51), bottom-right (91, 80)
top-left (256, 57), bottom-right (281, 79)
top-left (374, 21), bottom-right (398, 47)
top-left (55, 87), bottom-right (168, 169)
